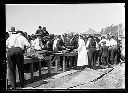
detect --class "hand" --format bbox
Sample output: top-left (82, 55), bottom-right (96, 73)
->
top-left (62, 46), bottom-right (65, 49)
top-left (74, 49), bottom-right (78, 52)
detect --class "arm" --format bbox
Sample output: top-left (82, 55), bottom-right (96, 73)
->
top-left (6, 39), bottom-right (9, 48)
top-left (56, 40), bottom-right (65, 50)
top-left (98, 40), bottom-right (102, 45)
top-left (96, 41), bottom-right (99, 50)
top-left (23, 37), bottom-right (30, 48)
top-left (85, 39), bottom-right (90, 49)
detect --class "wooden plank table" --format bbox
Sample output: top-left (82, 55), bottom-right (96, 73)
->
top-left (52, 52), bottom-right (78, 72)
top-left (24, 55), bottom-right (52, 82)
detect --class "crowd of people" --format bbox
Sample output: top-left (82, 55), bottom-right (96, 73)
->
top-left (6, 26), bottom-right (125, 89)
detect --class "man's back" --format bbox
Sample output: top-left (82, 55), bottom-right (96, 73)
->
top-left (6, 33), bottom-right (30, 50)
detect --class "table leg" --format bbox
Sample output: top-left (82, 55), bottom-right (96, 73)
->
top-left (39, 59), bottom-right (41, 77)
top-left (47, 57), bottom-right (51, 76)
top-left (55, 56), bottom-right (58, 73)
top-left (69, 57), bottom-right (72, 69)
top-left (63, 56), bottom-right (65, 72)
top-left (30, 62), bottom-right (34, 81)
top-left (97, 57), bottom-right (99, 66)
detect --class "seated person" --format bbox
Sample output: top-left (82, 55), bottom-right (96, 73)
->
top-left (33, 35), bottom-right (44, 51)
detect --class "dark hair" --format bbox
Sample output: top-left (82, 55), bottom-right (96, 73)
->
top-left (111, 36), bottom-right (115, 38)
top-left (39, 26), bottom-right (42, 28)
top-left (88, 35), bottom-right (93, 39)
top-left (101, 36), bottom-right (106, 39)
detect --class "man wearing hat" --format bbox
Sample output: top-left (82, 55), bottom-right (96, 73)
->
top-left (46, 34), bottom-right (54, 51)
top-left (98, 36), bottom-right (109, 65)
top-left (86, 35), bottom-right (98, 69)
top-left (6, 30), bottom-right (30, 89)
top-left (42, 27), bottom-right (49, 36)
top-left (8, 27), bottom-right (17, 36)
top-left (33, 34), bottom-right (44, 51)
top-left (100, 41), bottom-right (109, 67)
top-left (35, 26), bottom-right (43, 36)
top-left (109, 36), bottom-right (118, 65)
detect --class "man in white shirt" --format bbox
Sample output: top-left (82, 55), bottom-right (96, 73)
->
top-left (98, 36), bottom-right (110, 47)
top-left (6, 31), bottom-right (30, 89)
top-left (33, 35), bottom-right (43, 51)
top-left (53, 36), bottom-right (59, 52)
top-left (109, 36), bottom-right (118, 65)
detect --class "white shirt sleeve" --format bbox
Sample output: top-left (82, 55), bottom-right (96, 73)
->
top-left (85, 39), bottom-right (90, 48)
top-left (98, 40), bottom-right (102, 45)
top-left (114, 40), bottom-right (117, 46)
top-left (96, 41), bottom-right (99, 50)
top-left (6, 38), bottom-right (9, 47)
top-left (23, 36), bottom-right (30, 47)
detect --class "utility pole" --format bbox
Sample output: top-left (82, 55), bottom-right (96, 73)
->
top-left (68, 30), bottom-right (69, 36)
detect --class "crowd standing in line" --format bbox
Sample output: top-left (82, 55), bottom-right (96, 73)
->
top-left (6, 26), bottom-right (125, 89)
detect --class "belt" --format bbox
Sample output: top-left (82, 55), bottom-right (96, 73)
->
top-left (8, 47), bottom-right (23, 51)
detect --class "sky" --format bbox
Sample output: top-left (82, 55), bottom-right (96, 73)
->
top-left (6, 3), bottom-right (125, 35)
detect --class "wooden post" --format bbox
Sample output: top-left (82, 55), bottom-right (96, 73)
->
top-left (63, 56), bottom-right (65, 72)
top-left (30, 60), bottom-right (34, 82)
top-left (6, 62), bottom-right (8, 89)
top-left (39, 59), bottom-right (42, 77)
top-left (97, 57), bottom-right (99, 66)
top-left (47, 57), bottom-right (51, 76)
top-left (55, 57), bottom-right (58, 73)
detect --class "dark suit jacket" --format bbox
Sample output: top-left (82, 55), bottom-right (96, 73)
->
top-left (101, 45), bottom-right (109, 57)
top-left (68, 37), bottom-right (78, 51)
top-left (43, 30), bottom-right (49, 36)
top-left (47, 39), bottom-right (54, 51)
top-left (36, 29), bottom-right (42, 35)
top-left (56, 38), bottom-right (65, 51)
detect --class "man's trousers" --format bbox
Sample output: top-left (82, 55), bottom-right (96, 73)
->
top-left (7, 47), bottom-right (25, 89)
top-left (88, 48), bottom-right (97, 69)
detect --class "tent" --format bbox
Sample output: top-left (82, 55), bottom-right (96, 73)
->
top-left (82, 28), bottom-right (101, 36)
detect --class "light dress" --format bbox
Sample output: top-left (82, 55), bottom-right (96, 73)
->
top-left (77, 38), bottom-right (88, 66)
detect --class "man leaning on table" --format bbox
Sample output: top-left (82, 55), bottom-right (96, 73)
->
top-left (6, 30), bottom-right (30, 89)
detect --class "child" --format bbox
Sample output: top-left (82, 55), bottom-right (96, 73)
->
top-left (101, 41), bottom-right (109, 67)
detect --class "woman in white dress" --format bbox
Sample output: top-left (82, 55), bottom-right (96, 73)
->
top-left (77, 35), bottom-right (88, 69)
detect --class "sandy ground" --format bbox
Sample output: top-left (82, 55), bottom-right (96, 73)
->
top-left (22, 63), bottom-right (125, 89)
top-left (7, 62), bottom-right (125, 89)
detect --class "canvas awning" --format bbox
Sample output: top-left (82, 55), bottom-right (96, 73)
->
top-left (82, 28), bottom-right (100, 35)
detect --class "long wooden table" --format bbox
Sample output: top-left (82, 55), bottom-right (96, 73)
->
top-left (24, 55), bottom-right (52, 82)
top-left (52, 52), bottom-right (78, 72)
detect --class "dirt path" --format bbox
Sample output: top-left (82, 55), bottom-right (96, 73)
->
top-left (23, 63), bottom-right (125, 89)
